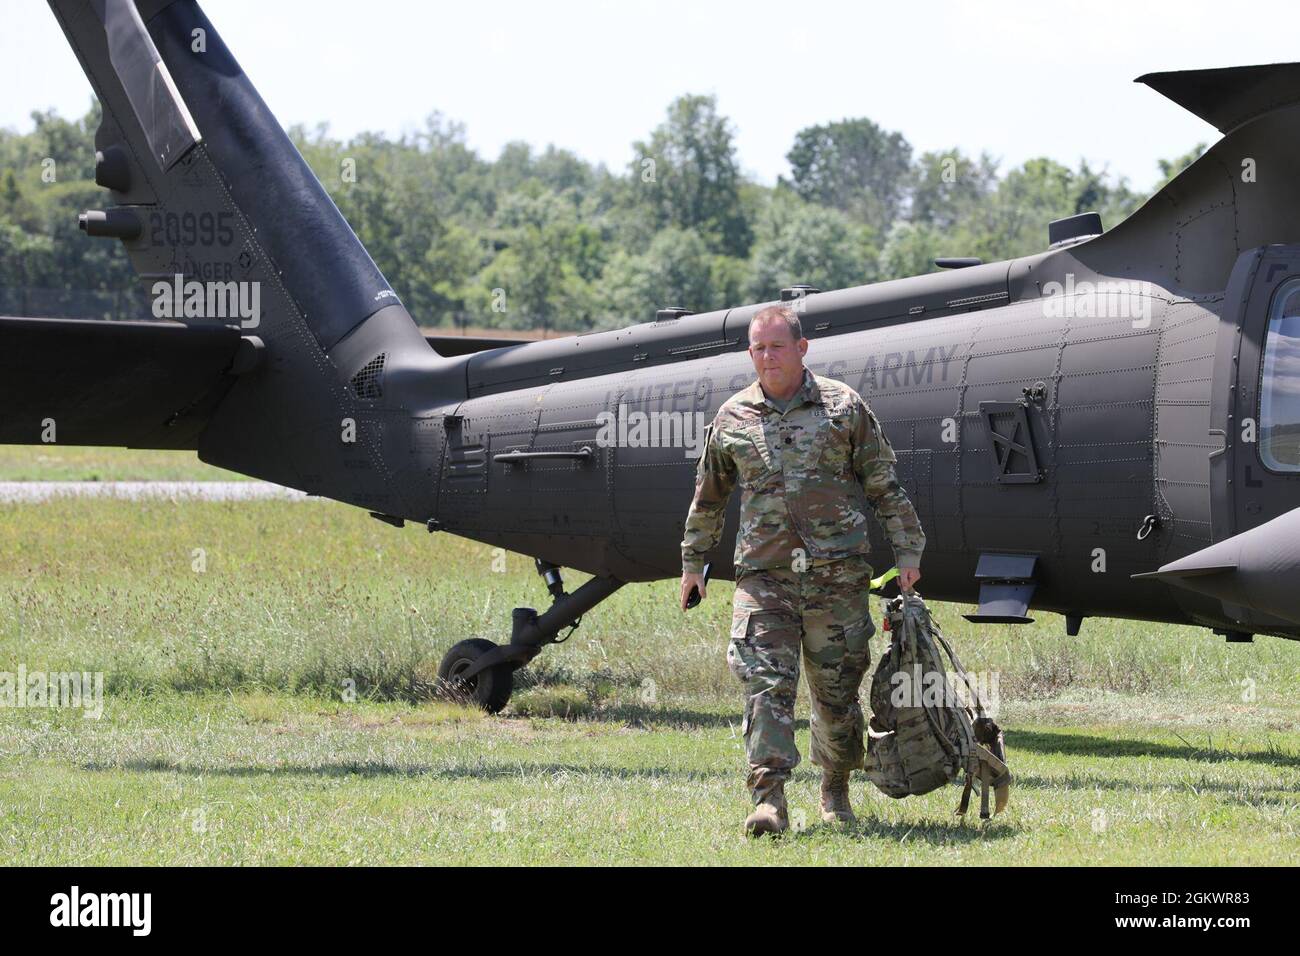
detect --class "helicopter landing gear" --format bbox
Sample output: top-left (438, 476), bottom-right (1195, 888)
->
top-left (436, 559), bottom-right (625, 713)
top-left (437, 638), bottom-right (514, 712)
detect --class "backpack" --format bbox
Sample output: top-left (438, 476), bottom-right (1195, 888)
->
top-left (865, 592), bottom-right (1012, 818)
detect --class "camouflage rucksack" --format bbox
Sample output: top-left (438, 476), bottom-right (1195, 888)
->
top-left (865, 592), bottom-right (1011, 818)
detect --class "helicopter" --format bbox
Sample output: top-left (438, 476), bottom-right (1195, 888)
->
top-left (5, 0), bottom-right (1299, 712)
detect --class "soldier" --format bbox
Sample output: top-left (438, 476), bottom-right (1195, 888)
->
top-left (679, 304), bottom-right (925, 836)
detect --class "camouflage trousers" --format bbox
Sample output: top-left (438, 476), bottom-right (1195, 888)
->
top-left (727, 554), bottom-right (876, 801)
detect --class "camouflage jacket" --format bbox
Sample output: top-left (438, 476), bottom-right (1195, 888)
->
top-left (681, 368), bottom-right (926, 575)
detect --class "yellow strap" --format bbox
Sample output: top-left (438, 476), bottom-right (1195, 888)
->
top-left (870, 566), bottom-right (899, 591)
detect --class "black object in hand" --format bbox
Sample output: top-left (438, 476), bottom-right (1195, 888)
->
top-left (685, 562), bottom-right (712, 609)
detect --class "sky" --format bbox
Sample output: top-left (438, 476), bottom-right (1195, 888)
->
top-left (4, 0), bottom-right (1299, 193)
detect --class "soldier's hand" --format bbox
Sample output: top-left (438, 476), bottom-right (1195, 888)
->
top-left (680, 571), bottom-right (707, 610)
top-left (898, 566), bottom-right (921, 593)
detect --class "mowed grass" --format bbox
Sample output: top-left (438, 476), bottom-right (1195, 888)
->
top-left (1, 690), bottom-right (1296, 865)
top-left (0, 445), bottom-right (242, 481)
top-left (0, 481), bottom-right (1298, 863)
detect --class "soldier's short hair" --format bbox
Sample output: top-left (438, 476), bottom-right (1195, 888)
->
top-left (749, 305), bottom-right (803, 343)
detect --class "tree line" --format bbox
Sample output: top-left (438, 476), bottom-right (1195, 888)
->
top-left (0, 97), bottom-right (1205, 331)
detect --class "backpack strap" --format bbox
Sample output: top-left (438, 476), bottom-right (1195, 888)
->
top-left (970, 743), bottom-right (1013, 819)
top-left (902, 596), bottom-right (1013, 818)
top-left (958, 773), bottom-right (975, 816)
top-left (904, 599), bottom-right (964, 765)
top-left (931, 625), bottom-right (988, 719)
top-left (923, 601), bottom-right (1015, 817)
top-left (957, 743), bottom-right (1012, 817)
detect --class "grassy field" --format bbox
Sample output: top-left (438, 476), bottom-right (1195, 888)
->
top-left (0, 446), bottom-right (242, 481)
top-left (0, 451), bottom-right (1297, 864)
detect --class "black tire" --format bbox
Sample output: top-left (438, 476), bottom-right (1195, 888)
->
top-left (437, 638), bottom-right (514, 713)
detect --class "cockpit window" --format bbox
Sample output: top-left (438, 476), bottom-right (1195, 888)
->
top-left (1260, 277), bottom-right (1300, 471)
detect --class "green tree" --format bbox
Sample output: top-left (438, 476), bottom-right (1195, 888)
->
top-left (909, 149), bottom-right (999, 232)
top-left (785, 118), bottom-right (912, 230)
top-left (468, 190), bottom-right (604, 333)
top-left (747, 192), bottom-right (877, 298)
top-left (1, 99), bottom-right (1205, 334)
top-left (599, 227), bottom-right (717, 326)
top-left (293, 115), bottom-right (495, 326)
top-left (877, 221), bottom-right (944, 281)
top-left (629, 94), bottom-right (752, 258)
top-left (951, 157), bottom-right (1137, 262)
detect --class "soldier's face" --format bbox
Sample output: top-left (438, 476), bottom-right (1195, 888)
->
top-left (748, 318), bottom-right (808, 396)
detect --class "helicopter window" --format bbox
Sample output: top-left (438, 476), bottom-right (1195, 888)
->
top-left (1260, 277), bottom-right (1300, 471)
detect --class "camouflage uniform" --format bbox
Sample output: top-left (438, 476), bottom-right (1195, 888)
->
top-left (681, 368), bottom-right (926, 802)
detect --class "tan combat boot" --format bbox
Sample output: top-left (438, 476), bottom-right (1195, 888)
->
top-left (744, 778), bottom-right (789, 837)
top-left (820, 769), bottom-right (857, 825)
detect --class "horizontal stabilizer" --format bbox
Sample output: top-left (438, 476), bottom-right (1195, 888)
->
top-left (1131, 506), bottom-right (1300, 626)
top-left (1137, 62), bottom-right (1300, 133)
top-left (1131, 563), bottom-right (1237, 581)
top-left (0, 316), bottom-right (241, 449)
top-left (421, 333), bottom-right (533, 357)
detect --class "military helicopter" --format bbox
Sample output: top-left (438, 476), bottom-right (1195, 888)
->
top-left (5, 0), bottom-right (1299, 712)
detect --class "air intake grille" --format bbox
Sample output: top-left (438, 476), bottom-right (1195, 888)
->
top-left (350, 353), bottom-right (386, 400)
